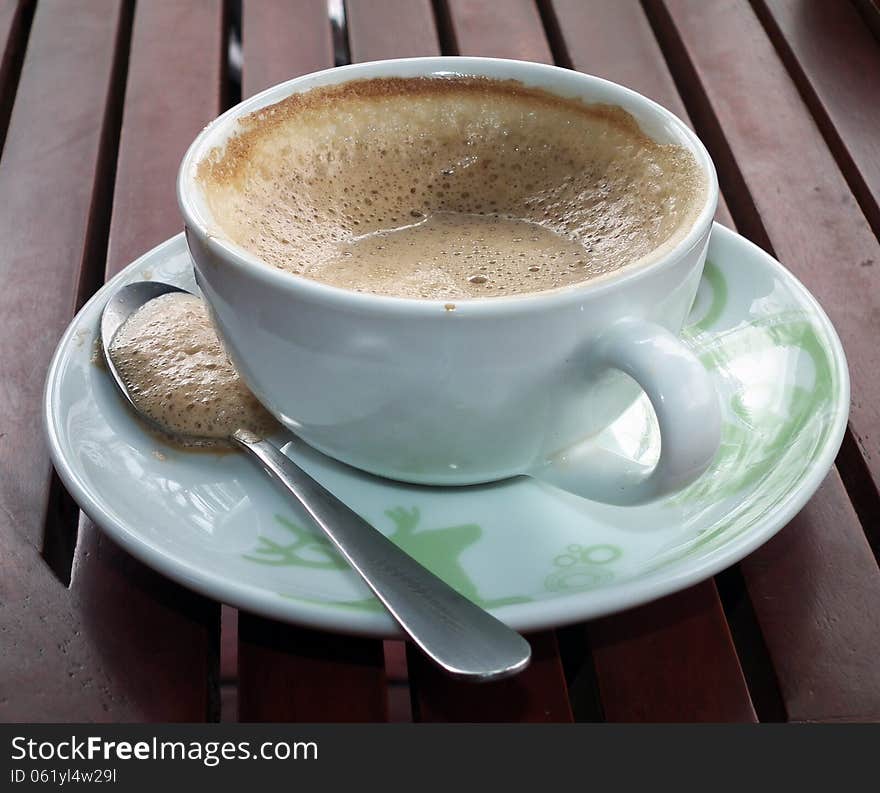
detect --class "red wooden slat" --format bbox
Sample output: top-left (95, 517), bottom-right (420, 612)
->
top-left (65, 0), bottom-right (227, 721)
top-left (653, 0), bottom-right (880, 722)
top-left (67, 529), bottom-right (220, 721)
top-left (235, 4), bottom-right (388, 722)
top-left (542, 0), bottom-right (753, 722)
top-left (0, 524), bottom-right (146, 719)
top-left (221, 605), bottom-right (238, 681)
top-left (407, 632), bottom-right (573, 722)
top-left (346, 0), bottom-right (440, 61)
top-left (220, 685), bottom-right (238, 722)
top-left (105, 0), bottom-right (224, 276)
top-left (547, 0), bottom-right (733, 228)
top-left (220, 605), bottom-right (238, 720)
top-left (0, 0), bottom-right (123, 552)
top-left (756, 0), bottom-right (880, 239)
top-left (238, 619), bottom-right (387, 722)
top-left (445, 0), bottom-right (553, 62)
top-left (739, 472), bottom-right (880, 722)
top-left (589, 582), bottom-right (755, 722)
top-left (241, 0), bottom-right (333, 98)
top-left (384, 641), bottom-right (412, 721)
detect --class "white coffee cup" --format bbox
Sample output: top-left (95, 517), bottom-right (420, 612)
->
top-left (178, 57), bottom-right (720, 504)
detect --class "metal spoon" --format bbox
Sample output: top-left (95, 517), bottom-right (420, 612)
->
top-left (101, 281), bottom-right (531, 682)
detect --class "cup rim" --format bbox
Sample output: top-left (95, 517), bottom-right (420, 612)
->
top-left (177, 56), bottom-right (719, 315)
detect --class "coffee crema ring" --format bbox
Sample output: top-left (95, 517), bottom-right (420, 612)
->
top-left (198, 76), bottom-right (705, 299)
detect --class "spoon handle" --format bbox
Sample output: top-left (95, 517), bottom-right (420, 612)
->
top-left (232, 430), bottom-right (531, 682)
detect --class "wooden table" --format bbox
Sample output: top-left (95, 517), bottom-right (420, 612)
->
top-left (2, 0), bottom-right (879, 723)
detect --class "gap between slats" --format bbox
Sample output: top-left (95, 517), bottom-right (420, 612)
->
top-left (714, 567), bottom-right (786, 722)
top-left (430, 0), bottom-right (459, 54)
top-left (0, 0), bottom-right (35, 156)
top-left (837, 433), bottom-right (880, 566)
top-left (331, 0), bottom-right (350, 65)
top-left (534, 0), bottom-right (573, 68)
top-left (852, 0), bottom-right (880, 43)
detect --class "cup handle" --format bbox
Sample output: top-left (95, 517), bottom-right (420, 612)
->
top-left (534, 318), bottom-right (721, 505)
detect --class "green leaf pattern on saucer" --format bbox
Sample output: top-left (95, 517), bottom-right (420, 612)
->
top-left (544, 544), bottom-right (622, 592)
top-left (248, 508), bottom-right (533, 610)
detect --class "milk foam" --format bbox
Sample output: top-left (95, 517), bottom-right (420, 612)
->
top-left (199, 77), bottom-right (705, 299)
top-left (109, 293), bottom-right (277, 444)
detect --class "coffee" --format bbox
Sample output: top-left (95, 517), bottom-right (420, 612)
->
top-left (198, 77), bottom-right (705, 299)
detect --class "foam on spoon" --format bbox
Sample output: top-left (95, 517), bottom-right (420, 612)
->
top-left (109, 292), bottom-right (277, 445)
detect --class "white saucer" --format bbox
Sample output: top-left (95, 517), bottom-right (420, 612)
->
top-left (44, 224), bottom-right (849, 637)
